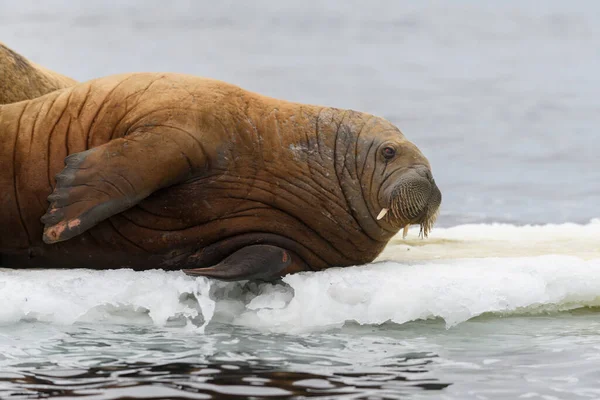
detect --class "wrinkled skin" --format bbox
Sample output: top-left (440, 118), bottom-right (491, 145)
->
top-left (0, 73), bottom-right (441, 279)
top-left (0, 42), bottom-right (76, 104)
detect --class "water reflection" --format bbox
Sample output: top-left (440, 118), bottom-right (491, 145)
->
top-left (0, 322), bottom-right (451, 398)
top-left (1, 358), bottom-right (450, 399)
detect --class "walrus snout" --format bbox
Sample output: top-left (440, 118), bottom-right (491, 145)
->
top-left (413, 165), bottom-right (434, 183)
top-left (377, 165), bottom-right (441, 236)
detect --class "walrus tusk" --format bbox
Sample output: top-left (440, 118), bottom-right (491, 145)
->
top-left (376, 208), bottom-right (389, 220)
top-left (403, 225), bottom-right (409, 238)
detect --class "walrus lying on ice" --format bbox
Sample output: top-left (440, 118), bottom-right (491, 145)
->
top-left (0, 42), bottom-right (76, 104)
top-left (0, 73), bottom-right (441, 280)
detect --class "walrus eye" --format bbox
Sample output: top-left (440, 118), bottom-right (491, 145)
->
top-left (382, 146), bottom-right (396, 160)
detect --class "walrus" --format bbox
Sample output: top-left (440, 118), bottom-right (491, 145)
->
top-left (0, 73), bottom-right (441, 280)
top-left (0, 42), bottom-right (76, 104)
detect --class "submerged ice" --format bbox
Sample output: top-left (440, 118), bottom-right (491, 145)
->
top-left (1, 220), bottom-right (599, 332)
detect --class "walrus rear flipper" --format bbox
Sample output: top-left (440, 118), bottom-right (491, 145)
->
top-left (183, 245), bottom-right (293, 281)
top-left (41, 128), bottom-right (207, 244)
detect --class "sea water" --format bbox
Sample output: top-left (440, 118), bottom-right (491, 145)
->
top-left (1, 1), bottom-right (599, 399)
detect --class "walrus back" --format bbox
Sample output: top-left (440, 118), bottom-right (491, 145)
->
top-left (0, 42), bottom-right (77, 104)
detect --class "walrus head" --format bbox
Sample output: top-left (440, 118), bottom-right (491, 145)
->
top-left (375, 148), bottom-right (441, 237)
top-left (349, 115), bottom-right (441, 239)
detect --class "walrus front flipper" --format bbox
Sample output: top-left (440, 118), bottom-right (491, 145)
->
top-left (183, 245), bottom-right (294, 281)
top-left (42, 129), bottom-right (206, 243)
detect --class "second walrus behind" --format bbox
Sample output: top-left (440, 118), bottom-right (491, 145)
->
top-left (0, 42), bottom-right (76, 104)
top-left (0, 73), bottom-right (441, 280)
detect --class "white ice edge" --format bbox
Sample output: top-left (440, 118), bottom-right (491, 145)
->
top-left (0, 219), bottom-right (598, 332)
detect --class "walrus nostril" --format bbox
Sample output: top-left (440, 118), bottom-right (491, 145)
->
top-left (413, 165), bottom-right (433, 182)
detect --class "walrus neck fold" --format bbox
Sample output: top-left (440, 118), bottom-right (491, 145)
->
top-left (210, 101), bottom-right (393, 265)
top-left (323, 110), bottom-right (401, 244)
top-left (272, 105), bottom-right (398, 256)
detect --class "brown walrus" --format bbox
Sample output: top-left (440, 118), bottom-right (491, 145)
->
top-left (0, 73), bottom-right (441, 280)
top-left (0, 42), bottom-right (76, 104)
